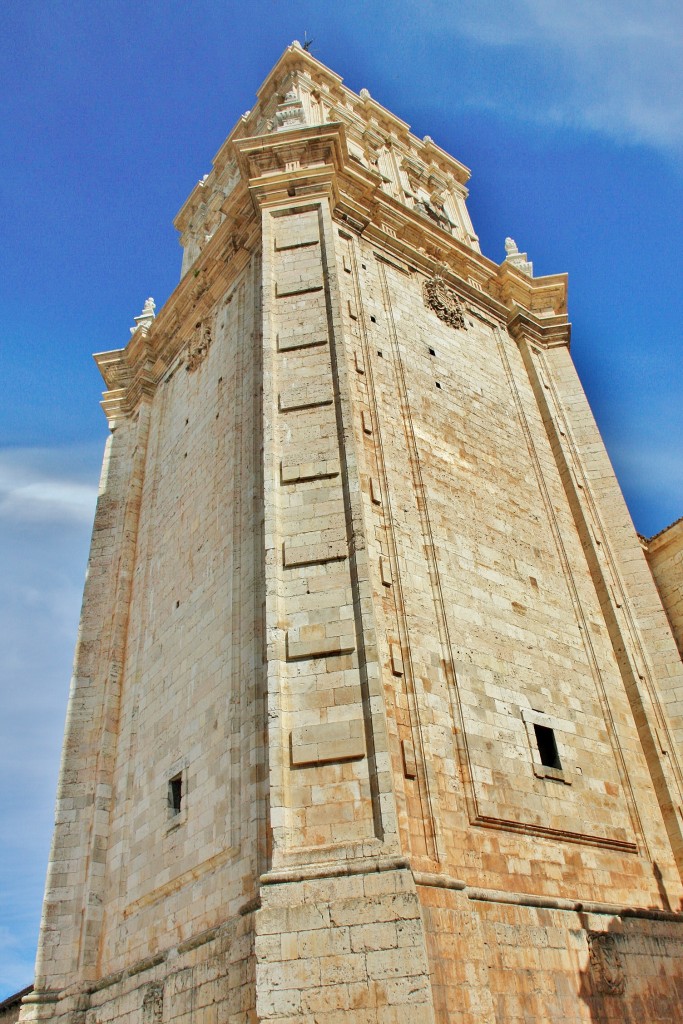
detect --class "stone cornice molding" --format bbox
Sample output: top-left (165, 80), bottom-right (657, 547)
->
top-left (96, 118), bottom-right (570, 421)
top-left (96, 181), bottom-right (258, 422)
top-left (253, 44), bottom-right (471, 185)
top-left (507, 306), bottom-right (572, 350)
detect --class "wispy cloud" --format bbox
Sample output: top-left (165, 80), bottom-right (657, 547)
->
top-left (0, 447), bottom-right (99, 524)
top-left (421, 0), bottom-right (683, 149)
top-left (0, 444), bottom-right (100, 1000)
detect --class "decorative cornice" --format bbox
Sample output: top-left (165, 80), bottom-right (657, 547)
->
top-left (507, 307), bottom-right (572, 350)
top-left (96, 117), bottom-right (570, 420)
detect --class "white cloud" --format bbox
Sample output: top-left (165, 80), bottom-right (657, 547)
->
top-left (0, 447), bottom-right (99, 524)
top-left (0, 444), bottom-right (101, 999)
top-left (422, 0), bottom-right (683, 149)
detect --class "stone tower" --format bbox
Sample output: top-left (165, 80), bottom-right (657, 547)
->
top-left (22, 44), bottom-right (683, 1024)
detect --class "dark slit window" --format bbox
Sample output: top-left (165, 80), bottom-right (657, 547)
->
top-left (533, 724), bottom-right (562, 770)
top-left (169, 774), bottom-right (183, 815)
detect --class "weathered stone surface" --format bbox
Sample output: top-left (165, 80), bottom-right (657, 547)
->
top-left (643, 517), bottom-right (683, 658)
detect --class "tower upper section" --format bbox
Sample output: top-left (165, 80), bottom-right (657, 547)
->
top-left (175, 40), bottom-right (480, 276)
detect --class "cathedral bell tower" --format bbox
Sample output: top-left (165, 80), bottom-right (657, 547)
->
top-left (22, 43), bottom-right (683, 1024)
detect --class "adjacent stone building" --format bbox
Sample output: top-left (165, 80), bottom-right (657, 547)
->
top-left (21, 43), bottom-right (683, 1024)
top-left (643, 518), bottom-right (683, 659)
top-left (0, 989), bottom-right (32, 1024)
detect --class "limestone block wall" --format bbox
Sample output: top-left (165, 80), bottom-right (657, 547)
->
top-left (97, 256), bottom-right (265, 974)
top-left (644, 519), bottom-right (683, 659)
top-left (27, 406), bottom-right (152, 998)
top-left (260, 198), bottom-right (398, 865)
top-left (334, 228), bottom-right (682, 908)
top-left (523, 341), bottom-right (683, 867)
top-left (84, 914), bottom-right (256, 1024)
top-left (420, 887), bottom-right (683, 1023)
top-left (255, 867), bottom-right (435, 1023)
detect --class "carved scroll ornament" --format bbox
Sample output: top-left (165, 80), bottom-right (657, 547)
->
top-left (186, 320), bottom-right (213, 372)
top-left (142, 982), bottom-right (164, 1024)
top-left (423, 275), bottom-right (467, 330)
top-left (587, 932), bottom-right (625, 996)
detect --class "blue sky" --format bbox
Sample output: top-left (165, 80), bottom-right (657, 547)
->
top-left (1, 0), bottom-right (681, 996)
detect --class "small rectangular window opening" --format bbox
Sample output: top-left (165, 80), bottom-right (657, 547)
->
top-left (533, 724), bottom-right (562, 770)
top-left (169, 774), bottom-right (183, 815)
top-left (429, 347), bottom-right (436, 356)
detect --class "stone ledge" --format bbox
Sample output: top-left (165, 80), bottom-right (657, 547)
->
top-left (281, 459), bottom-right (340, 484)
top-left (278, 386), bottom-right (333, 413)
top-left (291, 719), bottom-right (365, 766)
top-left (286, 627), bottom-right (355, 660)
top-left (275, 281), bottom-right (323, 298)
top-left (274, 237), bottom-right (320, 252)
top-left (277, 332), bottom-right (328, 352)
top-left (283, 537), bottom-right (347, 567)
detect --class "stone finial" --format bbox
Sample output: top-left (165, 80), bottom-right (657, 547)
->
top-left (504, 237), bottom-right (533, 277)
top-left (292, 39), bottom-right (302, 49)
top-left (359, 89), bottom-right (371, 100)
top-left (130, 297), bottom-right (156, 335)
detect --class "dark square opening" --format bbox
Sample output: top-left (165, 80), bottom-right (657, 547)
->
top-left (429, 347), bottom-right (436, 356)
top-left (533, 724), bottom-right (562, 770)
top-left (169, 774), bottom-right (183, 814)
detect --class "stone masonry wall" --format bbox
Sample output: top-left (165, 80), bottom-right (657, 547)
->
top-left (84, 911), bottom-right (256, 1024)
top-left (420, 885), bottom-right (683, 1023)
top-left (255, 868), bottom-right (435, 1024)
top-left (334, 226), bottom-right (683, 909)
top-left (97, 256), bottom-right (265, 975)
top-left (645, 520), bottom-right (683, 659)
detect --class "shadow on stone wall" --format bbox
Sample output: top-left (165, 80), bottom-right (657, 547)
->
top-left (577, 868), bottom-right (683, 1024)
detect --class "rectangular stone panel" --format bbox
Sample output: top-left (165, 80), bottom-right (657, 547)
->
top-left (277, 331), bottom-right (328, 352)
top-left (283, 535), bottom-right (347, 567)
top-left (290, 718), bottom-right (365, 766)
top-left (274, 236), bottom-right (320, 252)
top-left (402, 739), bottom-right (417, 779)
top-left (278, 384), bottom-right (333, 413)
top-left (281, 459), bottom-right (340, 484)
top-left (275, 278), bottom-right (323, 298)
top-left (286, 625), bottom-right (355, 661)
top-left (390, 642), bottom-right (404, 677)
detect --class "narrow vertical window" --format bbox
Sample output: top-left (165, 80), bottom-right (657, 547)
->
top-left (533, 724), bottom-right (562, 770)
top-left (169, 773), bottom-right (183, 815)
